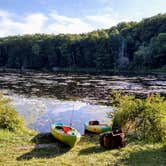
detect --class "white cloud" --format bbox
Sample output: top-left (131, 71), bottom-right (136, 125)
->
top-left (0, 8), bottom-right (132, 37)
top-left (86, 15), bottom-right (116, 28)
top-left (0, 9), bottom-right (95, 37)
top-left (0, 10), bottom-right (48, 36)
top-left (85, 7), bottom-right (118, 29)
top-left (47, 12), bottom-right (94, 34)
top-left (0, 10), bottom-right (10, 18)
top-left (86, 5), bottom-right (138, 29)
top-left (22, 13), bottom-right (48, 34)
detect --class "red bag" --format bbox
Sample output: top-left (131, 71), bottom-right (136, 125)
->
top-left (63, 126), bottom-right (71, 133)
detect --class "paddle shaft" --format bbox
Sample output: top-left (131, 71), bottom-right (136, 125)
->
top-left (69, 103), bottom-right (74, 127)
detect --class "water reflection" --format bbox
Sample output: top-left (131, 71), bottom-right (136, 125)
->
top-left (1, 71), bottom-right (166, 133)
top-left (9, 95), bottom-right (112, 134)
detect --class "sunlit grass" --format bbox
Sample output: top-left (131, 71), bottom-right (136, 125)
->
top-left (0, 130), bottom-right (166, 166)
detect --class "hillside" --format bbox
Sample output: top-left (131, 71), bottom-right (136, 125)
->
top-left (0, 13), bottom-right (165, 71)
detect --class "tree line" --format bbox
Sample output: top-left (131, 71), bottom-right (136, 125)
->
top-left (0, 13), bottom-right (165, 71)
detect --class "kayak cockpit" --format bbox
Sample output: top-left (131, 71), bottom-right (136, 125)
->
top-left (55, 125), bottom-right (77, 136)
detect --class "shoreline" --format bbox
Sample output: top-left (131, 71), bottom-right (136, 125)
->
top-left (0, 67), bottom-right (166, 76)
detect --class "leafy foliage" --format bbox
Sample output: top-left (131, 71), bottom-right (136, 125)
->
top-left (0, 14), bottom-right (165, 71)
top-left (110, 91), bottom-right (166, 142)
top-left (0, 94), bottom-right (24, 131)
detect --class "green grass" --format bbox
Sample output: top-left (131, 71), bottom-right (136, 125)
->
top-left (0, 130), bottom-right (166, 166)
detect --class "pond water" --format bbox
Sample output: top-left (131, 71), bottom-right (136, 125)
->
top-left (9, 95), bottom-right (112, 134)
top-left (1, 71), bottom-right (166, 133)
top-left (1, 71), bottom-right (166, 105)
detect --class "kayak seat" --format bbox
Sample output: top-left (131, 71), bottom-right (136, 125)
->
top-left (89, 120), bottom-right (99, 125)
top-left (56, 126), bottom-right (63, 129)
top-left (63, 126), bottom-right (71, 133)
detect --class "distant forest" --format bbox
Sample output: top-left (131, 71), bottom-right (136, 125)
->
top-left (0, 14), bottom-right (165, 71)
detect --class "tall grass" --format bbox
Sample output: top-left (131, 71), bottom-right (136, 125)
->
top-left (0, 94), bottom-right (24, 132)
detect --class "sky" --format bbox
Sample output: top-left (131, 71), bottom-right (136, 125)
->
top-left (0, 0), bottom-right (165, 37)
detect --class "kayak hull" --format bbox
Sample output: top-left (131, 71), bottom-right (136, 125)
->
top-left (51, 124), bottom-right (81, 148)
top-left (85, 123), bottom-right (111, 134)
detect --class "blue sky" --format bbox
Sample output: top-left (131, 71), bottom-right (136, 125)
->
top-left (0, 0), bottom-right (165, 36)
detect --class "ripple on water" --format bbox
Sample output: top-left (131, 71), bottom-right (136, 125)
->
top-left (0, 71), bottom-right (166, 103)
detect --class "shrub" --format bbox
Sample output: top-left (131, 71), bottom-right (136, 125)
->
top-left (110, 91), bottom-right (166, 142)
top-left (0, 94), bottom-right (24, 131)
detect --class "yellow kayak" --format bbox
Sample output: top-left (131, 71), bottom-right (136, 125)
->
top-left (51, 123), bottom-right (81, 148)
top-left (85, 121), bottom-right (111, 134)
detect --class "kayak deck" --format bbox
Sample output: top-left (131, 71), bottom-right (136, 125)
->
top-left (85, 122), bottom-right (112, 133)
top-left (51, 124), bottom-right (81, 148)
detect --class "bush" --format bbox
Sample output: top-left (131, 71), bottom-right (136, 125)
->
top-left (0, 94), bottom-right (24, 131)
top-left (110, 91), bottom-right (166, 142)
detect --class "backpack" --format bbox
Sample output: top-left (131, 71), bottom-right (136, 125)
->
top-left (99, 129), bottom-right (126, 149)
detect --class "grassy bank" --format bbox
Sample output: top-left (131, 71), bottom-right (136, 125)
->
top-left (0, 130), bottom-right (166, 166)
